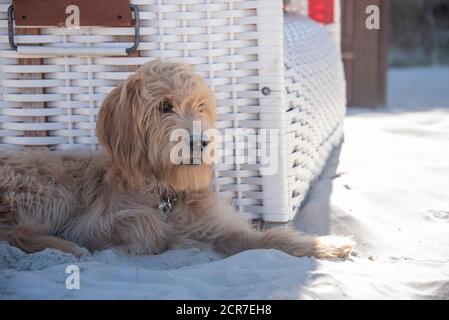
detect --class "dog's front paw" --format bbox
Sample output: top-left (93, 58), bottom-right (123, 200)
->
top-left (71, 245), bottom-right (91, 258)
top-left (311, 235), bottom-right (354, 259)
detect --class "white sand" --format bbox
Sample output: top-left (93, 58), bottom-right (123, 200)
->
top-left (1, 67), bottom-right (449, 299)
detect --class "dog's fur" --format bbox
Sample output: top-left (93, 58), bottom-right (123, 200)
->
top-left (0, 60), bottom-right (353, 258)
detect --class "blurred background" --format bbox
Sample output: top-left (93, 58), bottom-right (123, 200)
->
top-left (390, 0), bottom-right (449, 67)
top-left (342, 0), bottom-right (449, 107)
top-left (286, 0), bottom-right (449, 108)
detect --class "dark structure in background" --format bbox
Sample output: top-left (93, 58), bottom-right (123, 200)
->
top-left (341, 0), bottom-right (389, 107)
top-left (341, 0), bottom-right (449, 107)
top-left (389, 0), bottom-right (449, 66)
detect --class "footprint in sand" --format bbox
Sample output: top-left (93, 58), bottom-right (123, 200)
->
top-left (423, 210), bottom-right (449, 223)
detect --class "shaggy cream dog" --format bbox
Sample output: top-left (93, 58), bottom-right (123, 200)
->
top-left (0, 60), bottom-right (353, 258)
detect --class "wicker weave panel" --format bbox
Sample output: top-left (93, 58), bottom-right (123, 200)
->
top-left (283, 15), bottom-right (345, 220)
top-left (0, 0), bottom-right (345, 222)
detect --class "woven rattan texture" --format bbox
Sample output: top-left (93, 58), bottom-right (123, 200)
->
top-left (0, 0), bottom-right (345, 222)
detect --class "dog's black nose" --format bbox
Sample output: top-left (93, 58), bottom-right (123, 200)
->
top-left (190, 136), bottom-right (209, 151)
top-left (189, 135), bottom-right (204, 165)
top-left (201, 139), bottom-right (210, 150)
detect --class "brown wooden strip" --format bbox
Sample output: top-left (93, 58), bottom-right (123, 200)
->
top-left (16, 27), bottom-right (48, 150)
top-left (341, 0), bottom-right (388, 107)
top-left (13, 0), bottom-right (132, 27)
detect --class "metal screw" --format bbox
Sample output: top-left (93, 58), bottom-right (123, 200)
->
top-left (261, 87), bottom-right (271, 96)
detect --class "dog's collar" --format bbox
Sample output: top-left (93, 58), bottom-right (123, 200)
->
top-left (157, 193), bottom-right (177, 221)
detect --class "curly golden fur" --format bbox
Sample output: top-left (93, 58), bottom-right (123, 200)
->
top-left (0, 60), bottom-right (353, 258)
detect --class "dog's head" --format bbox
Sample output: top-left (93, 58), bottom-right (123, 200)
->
top-left (97, 60), bottom-right (216, 192)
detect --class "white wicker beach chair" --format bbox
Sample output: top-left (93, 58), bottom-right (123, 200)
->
top-left (0, 0), bottom-right (345, 222)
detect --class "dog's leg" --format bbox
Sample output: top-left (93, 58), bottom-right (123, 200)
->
top-left (110, 208), bottom-right (172, 255)
top-left (184, 203), bottom-right (353, 259)
top-left (246, 227), bottom-right (353, 259)
top-left (214, 224), bottom-right (352, 259)
top-left (1, 225), bottom-right (89, 257)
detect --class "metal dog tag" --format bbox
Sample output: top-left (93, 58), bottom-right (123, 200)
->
top-left (158, 195), bottom-right (174, 220)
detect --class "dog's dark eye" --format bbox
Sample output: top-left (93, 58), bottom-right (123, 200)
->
top-left (160, 101), bottom-right (173, 113)
top-left (198, 103), bottom-right (205, 112)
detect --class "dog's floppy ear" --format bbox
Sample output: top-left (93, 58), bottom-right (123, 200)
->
top-left (96, 74), bottom-right (149, 186)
